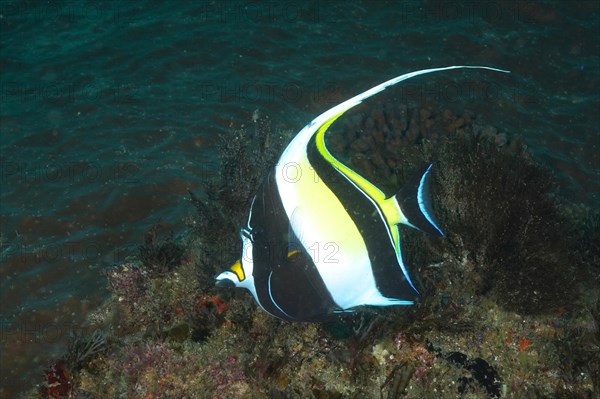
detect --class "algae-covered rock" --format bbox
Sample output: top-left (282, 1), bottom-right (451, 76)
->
top-left (29, 105), bottom-right (597, 398)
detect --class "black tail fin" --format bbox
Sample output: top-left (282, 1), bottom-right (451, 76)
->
top-left (395, 163), bottom-right (444, 236)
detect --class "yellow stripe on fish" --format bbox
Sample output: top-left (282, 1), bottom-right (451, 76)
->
top-left (215, 66), bottom-right (510, 322)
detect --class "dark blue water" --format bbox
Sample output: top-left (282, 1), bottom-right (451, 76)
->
top-left (1, 0), bottom-right (598, 396)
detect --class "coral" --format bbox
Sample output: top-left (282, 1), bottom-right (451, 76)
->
top-left (106, 262), bottom-right (147, 306)
top-left (111, 342), bottom-right (183, 396)
top-left (552, 293), bottom-right (600, 395)
top-left (205, 354), bottom-right (251, 399)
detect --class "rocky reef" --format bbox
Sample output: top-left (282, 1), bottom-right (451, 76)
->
top-left (27, 101), bottom-right (598, 398)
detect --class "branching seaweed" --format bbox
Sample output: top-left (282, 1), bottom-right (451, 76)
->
top-left (138, 225), bottom-right (185, 275)
top-left (431, 134), bottom-right (579, 314)
top-left (189, 117), bottom-right (292, 278)
top-left (65, 330), bottom-right (106, 371)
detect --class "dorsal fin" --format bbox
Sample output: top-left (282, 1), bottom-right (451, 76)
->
top-left (305, 67), bottom-right (508, 231)
top-left (277, 66), bottom-right (510, 169)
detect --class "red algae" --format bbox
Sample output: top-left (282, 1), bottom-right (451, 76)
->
top-left (40, 359), bottom-right (72, 399)
top-left (517, 337), bottom-right (532, 352)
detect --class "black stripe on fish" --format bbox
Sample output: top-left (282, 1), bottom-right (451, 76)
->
top-left (306, 134), bottom-right (418, 302)
top-left (250, 170), bottom-right (339, 321)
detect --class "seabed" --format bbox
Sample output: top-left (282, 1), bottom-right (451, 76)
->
top-left (28, 102), bottom-right (598, 399)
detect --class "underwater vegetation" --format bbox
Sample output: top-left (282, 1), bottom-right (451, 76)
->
top-left (432, 135), bottom-right (577, 315)
top-left (138, 225), bottom-right (186, 276)
top-left (27, 98), bottom-right (598, 398)
top-left (38, 330), bottom-right (105, 399)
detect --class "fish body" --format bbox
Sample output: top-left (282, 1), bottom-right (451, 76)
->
top-left (216, 66), bottom-right (509, 321)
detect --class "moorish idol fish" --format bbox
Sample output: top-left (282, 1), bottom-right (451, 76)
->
top-left (216, 66), bottom-right (509, 322)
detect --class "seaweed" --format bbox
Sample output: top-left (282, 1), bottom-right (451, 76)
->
top-left (380, 362), bottom-right (416, 399)
top-left (189, 117), bottom-right (287, 237)
top-left (188, 116), bottom-right (292, 281)
top-left (39, 330), bottom-right (105, 399)
top-left (138, 225), bottom-right (185, 275)
top-left (65, 330), bottom-right (106, 372)
top-left (571, 206), bottom-right (600, 281)
top-left (431, 133), bottom-right (579, 314)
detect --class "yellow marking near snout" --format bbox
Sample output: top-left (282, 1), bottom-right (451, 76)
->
top-left (230, 259), bottom-right (245, 282)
